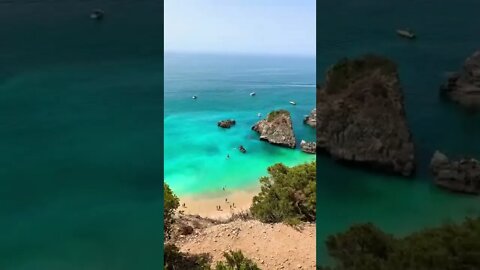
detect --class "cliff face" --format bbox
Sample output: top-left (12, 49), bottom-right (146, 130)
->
top-left (303, 108), bottom-right (316, 128)
top-left (316, 55), bottom-right (415, 176)
top-left (252, 110), bottom-right (296, 148)
top-left (430, 151), bottom-right (480, 194)
top-left (441, 50), bottom-right (480, 107)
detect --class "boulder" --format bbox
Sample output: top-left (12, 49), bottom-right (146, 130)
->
top-left (252, 110), bottom-right (296, 148)
top-left (316, 55), bottom-right (415, 176)
top-left (300, 140), bottom-right (316, 154)
top-left (430, 151), bottom-right (480, 194)
top-left (303, 108), bottom-right (316, 128)
top-left (218, 119), bottom-right (236, 128)
top-left (440, 50), bottom-right (480, 107)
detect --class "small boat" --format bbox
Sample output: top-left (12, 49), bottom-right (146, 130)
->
top-left (192, 95), bottom-right (197, 99)
top-left (396, 29), bottom-right (416, 39)
top-left (90, 9), bottom-right (105, 20)
top-left (257, 113), bottom-right (262, 117)
top-left (289, 101), bottom-right (296, 105)
top-left (250, 92), bottom-right (256, 96)
top-left (239, 145), bottom-right (247, 154)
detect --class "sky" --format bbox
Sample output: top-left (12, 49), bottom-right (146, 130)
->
top-left (164, 0), bottom-right (316, 56)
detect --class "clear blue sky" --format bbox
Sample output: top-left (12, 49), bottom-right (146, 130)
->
top-left (164, 0), bottom-right (315, 56)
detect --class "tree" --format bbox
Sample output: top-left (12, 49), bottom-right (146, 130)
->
top-left (250, 162), bottom-right (316, 224)
top-left (164, 182), bottom-right (179, 240)
top-left (214, 250), bottom-right (261, 270)
top-left (321, 217), bottom-right (480, 270)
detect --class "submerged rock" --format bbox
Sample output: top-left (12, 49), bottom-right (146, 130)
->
top-left (440, 50), bottom-right (480, 108)
top-left (430, 151), bottom-right (480, 194)
top-left (303, 108), bottom-right (316, 128)
top-left (218, 119), bottom-right (236, 128)
top-left (252, 110), bottom-right (296, 148)
top-left (316, 55), bottom-right (415, 176)
top-left (300, 140), bottom-right (316, 154)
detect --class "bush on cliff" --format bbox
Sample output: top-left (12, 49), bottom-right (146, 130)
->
top-left (320, 217), bottom-right (480, 270)
top-left (164, 182), bottom-right (179, 240)
top-left (250, 162), bottom-right (316, 224)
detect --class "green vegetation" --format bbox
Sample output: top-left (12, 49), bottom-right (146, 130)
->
top-left (165, 245), bottom-right (260, 270)
top-left (325, 55), bottom-right (397, 94)
top-left (164, 183), bottom-right (179, 240)
top-left (250, 162), bottom-right (316, 224)
top-left (320, 217), bottom-right (480, 270)
top-left (267, 109), bottom-right (290, 122)
top-left (214, 250), bottom-right (261, 270)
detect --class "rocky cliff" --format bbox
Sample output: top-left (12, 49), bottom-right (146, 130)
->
top-left (303, 108), bottom-right (316, 128)
top-left (441, 50), bottom-right (480, 107)
top-left (430, 151), bottom-right (480, 194)
top-left (316, 55), bottom-right (415, 176)
top-left (252, 110), bottom-right (296, 148)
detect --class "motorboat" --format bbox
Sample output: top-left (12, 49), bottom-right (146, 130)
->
top-left (289, 101), bottom-right (296, 105)
top-left (90, 9), bottom-right (105, 20)
top-left (192, 95), bottom-right (197, 99)
top-left (396, 29), bottom-right (416, 39)
top-left (250, 92), bottom-right (256, 96)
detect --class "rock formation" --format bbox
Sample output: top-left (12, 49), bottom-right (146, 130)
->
top-left (303, 108), bottom-right (316, 128)
top-left (252, 110), bottom-right (296, 148)
top-left (440, 50), bottom-right (480, 107)
top-left (316, 55), bottom-right (415, 176)
top-left (430, 151), bottom-right (480, 194)
top-left (300, 140), bottom-right (316, 154)
top-left (217, 119), bottom-right (236, 128)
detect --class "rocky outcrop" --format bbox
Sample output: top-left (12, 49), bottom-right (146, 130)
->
top-left (430, 151), bottom-right (480, 194)
top-left (252, 110), bottom-right (296, 148)
top-left (217, 119), bottom-right (236, 128)
top-left (300, 140), bottom-right (316, 154)
top-left (441, 50), bottom-right (480, 107)
top-left (316, 55), bottom-right (415, 176)
top-left (303, 108), bottom-right (316, 128)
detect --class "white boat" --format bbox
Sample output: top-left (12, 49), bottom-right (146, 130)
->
top-left (90, 9), bottom-right (105, 20)
top-left (289, 101), bottom-right (296, 105)
top-left (250, 92), bottom-right (256, 96)
top-left (192, 95), bottom-right (197, 99)
top-left (396, 29), bottom-right (416, 39)
top-left (257, 113), bottom-right (262, 117)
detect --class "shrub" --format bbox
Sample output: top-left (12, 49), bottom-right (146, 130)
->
top-left (164, 243), bottom-right (211, 270)
top-left (325, 55), bottom-right (397, 94)
top-left (250, 162), bottom-right (316, 224)
top-left (164, 182), bottom-right (180, 240)
top-left (321, 217), bottom-right (480, 270)
top-left (267, 109), bottom-right (290, 122)
top-left (214, 250), bottom-right (261, 270)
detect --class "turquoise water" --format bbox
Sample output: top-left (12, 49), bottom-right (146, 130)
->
top-left (164, 53), bottom-right (316, 195)
top-left (0, 1), bottom-right (163, 269)
top-left (317, 0), bottom-right (480, 262)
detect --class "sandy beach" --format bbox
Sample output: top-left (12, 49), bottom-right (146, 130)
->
top-left (178, 185), bottom-right (261, 219)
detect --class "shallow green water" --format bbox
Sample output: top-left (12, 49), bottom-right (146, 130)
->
top-left (164, 53), bottom-right (316, 195)
top-left (317, 0), bottom-right (480, 262)
top-left (0, 1), bottom-right (163, 269)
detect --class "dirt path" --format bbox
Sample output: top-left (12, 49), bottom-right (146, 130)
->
top-left (177, 219), bottom-right (316, 269)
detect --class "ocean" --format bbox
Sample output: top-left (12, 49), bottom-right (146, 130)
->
top-left (0, 1), bottom-right (163, 269)
top-left (164, 53), bottom-right (316, 195)
top-left (317, 0), bottom-right (480, 262)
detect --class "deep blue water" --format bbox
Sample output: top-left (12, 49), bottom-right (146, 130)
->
top-left (317, 0), bottom-right (480, 262)
top-left (0, 1), bottom-right (163, 269)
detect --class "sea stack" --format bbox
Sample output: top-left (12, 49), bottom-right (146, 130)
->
top-left (440, 50), bottom-right (480, 107)
top-left (217, 119), bottom-right (236, 128)
top-left (300, 140), bottom-right (316, 154)
top-left (252, 110), bottom-right (296, 148)
top-left (316, 55), bottom-right (415, 176)
top-left (303, 108), bottom-right (316, 128)
top-left (430, 151), bottom-right (480, 194)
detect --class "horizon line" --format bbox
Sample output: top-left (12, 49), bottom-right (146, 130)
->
top-left (164, 50), bottom-right (316, 58)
